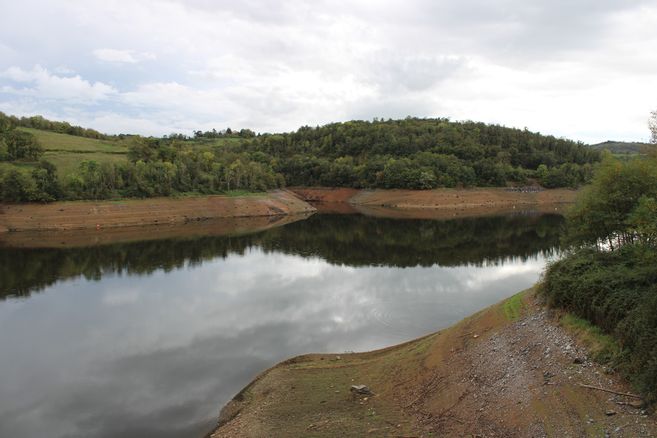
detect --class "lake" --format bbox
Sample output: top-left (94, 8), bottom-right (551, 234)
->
top-left (0, 211), bottom-right (564, 438)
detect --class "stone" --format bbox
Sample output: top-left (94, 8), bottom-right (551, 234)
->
top-left (350, 385), bottom-right (373, 396)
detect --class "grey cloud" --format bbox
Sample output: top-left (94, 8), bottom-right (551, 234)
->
top-left (0, 0), bottom-right (656, 141)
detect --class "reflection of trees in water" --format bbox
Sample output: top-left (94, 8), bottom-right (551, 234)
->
top-left (0, 213), bottom-right (564, 299)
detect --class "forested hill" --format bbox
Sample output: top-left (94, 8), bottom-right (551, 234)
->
top-left (231, 118), bottom-right (600, 189)
top-left (588, 140), bottom-right (652, 155)
top-left (1, 113), bottom-right (601, 202)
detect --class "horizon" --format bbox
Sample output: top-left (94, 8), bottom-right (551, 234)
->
top-left (4, 111), bottom-right (653, 146)
top-left (1, 1), bottom-right (656, 143)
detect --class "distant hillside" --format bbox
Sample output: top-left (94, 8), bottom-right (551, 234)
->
top-left (589, 141), bottom-right (652, 154)
top-left (19, 128), bottom-right (128, 176)
top-left (2, 113), bottom-right (603, 202)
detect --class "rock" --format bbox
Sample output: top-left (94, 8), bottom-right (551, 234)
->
top-left (605, 410), bottom-right (617, 416)
top-left (350, 385), bottom-right (373, 396)
top-left (573, 357), bottom-right (585, 364)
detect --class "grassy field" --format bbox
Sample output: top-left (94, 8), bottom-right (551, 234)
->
top-left (42, 150), bottom-right (128, 177)
top-left (18, 128), bottom-right (128, 153)
top-left (4, 129), bottom-right (243, 179)
top-left (5, 128), bottom-right (129, 178)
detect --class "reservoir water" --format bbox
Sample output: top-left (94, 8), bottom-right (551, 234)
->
top-left (0, 212), bottom-right (564, 437)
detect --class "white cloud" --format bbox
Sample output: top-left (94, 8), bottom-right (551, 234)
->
top-left (0, 65), bottom-right (116, 102)
top-left (0, 0), bottom-right (656, 141)
top-left (93, 48), bottom-right (156, 64)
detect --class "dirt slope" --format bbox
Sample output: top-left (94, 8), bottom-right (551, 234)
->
top-left (290, 187), bottom-right (578, 213)
top-left (211, 289), bottom-right (656, 437)
top-left (0, 190), bottom-right (315, 232)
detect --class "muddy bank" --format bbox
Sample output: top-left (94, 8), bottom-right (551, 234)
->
top-left (290, 187), bottom-right (579, 212)
top-left (0, 213), bottom-right (312, 249)
top-left (211, 288), bottom-right (656, 437)
top-left (0, 190), bottom-right (315, 233)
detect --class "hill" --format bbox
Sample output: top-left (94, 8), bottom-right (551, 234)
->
top-left (589, 141), bottom-right (652, 155)
top-left (1, 113), bottom-right (602, 202)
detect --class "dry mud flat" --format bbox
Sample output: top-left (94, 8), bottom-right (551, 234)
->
top-left (212, 290), bottom-right (657, 437)
top-left (0, 190), bottom-right (315, 233)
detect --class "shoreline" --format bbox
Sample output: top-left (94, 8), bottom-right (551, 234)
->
top-left (0, 190), bottom-right (315, 233)
top-left (211, 288), bottom-right (657, 437)
top-left (0, 213), bottom-right (312, 248)
top-left (0, 187), bottom-right (577, 234)
top-left (290, 186), bottom-right (579, 210)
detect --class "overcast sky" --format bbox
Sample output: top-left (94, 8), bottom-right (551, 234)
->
top-left (1, 0), bottom-right (656, 143)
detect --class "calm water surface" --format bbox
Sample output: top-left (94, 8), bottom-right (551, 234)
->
top-left (0, 212), bottom-right (564, 438)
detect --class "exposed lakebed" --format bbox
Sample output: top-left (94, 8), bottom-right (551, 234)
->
top-left (0, 212), bottom-right (564, 437)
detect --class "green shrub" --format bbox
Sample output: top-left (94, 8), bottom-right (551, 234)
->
top-left (542, 245), bottom-right (657, 401)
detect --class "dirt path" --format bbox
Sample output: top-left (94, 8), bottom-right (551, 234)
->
top-left (211, 290), bottom-right (656, 437)
top-left (0, 190), bottom-right (315, 232)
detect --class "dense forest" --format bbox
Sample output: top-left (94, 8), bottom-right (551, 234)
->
top-left (0, 112), bottom-right (601, 202)
top-left (542, 153), bottom-right (657, 402)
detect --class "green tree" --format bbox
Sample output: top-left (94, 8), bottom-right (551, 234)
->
top-left (31, 160), bottom-right (62, 201)
top-left (0, 138), bottom-right (8, 161)
top-left (4, 130), bottom-right (43, 161)
top-left (567, 154), bottom-right (657, 249)
top-left (1, 170), bottom-right (36, 202)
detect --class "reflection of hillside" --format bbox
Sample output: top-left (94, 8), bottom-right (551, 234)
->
top-left (264, 213), bottom-right (564, 268)
top-left (0, 213), bottom-right (564, 299)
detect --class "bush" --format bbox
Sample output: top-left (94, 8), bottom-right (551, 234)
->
top-left (543, 242), bottom-right (657, 401)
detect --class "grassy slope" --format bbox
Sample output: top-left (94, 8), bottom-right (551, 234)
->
top-left (7, 129), bottom-right (241, 178)
top-left (20, 128), bottom-right (129, 177)
top-left (1, 128), bottom-right (129, 178)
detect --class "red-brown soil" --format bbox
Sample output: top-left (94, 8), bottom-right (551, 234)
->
top-left (290, 187), bottom-right (578, 212)
top-left (289, 187), bottom-right (361, 203)
top-left (211, 290), bottom-right (657, 437)
top-left (0, 190), bottom-right (315, 233)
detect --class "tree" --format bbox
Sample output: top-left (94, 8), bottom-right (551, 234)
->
top-left (0, 138), bottom-right (8, 161)
top-left (566, 154), bottom-right (657, 249)
top-left (1, 170), bottom-right (36, 202)
top-left (4, 130), bottom-right (43, 161)
top-left (32, 160), bottom-right (62, 201)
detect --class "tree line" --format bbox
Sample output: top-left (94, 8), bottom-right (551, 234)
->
top-left (1, 112), bottom-right (110, 140)
top-left (1, 113), bottom-right (604, 203)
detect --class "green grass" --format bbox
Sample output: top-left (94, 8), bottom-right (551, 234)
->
top-left (559, 313), bottom-right (620, 363)
top-left (42, 151), bottom-right (127, 177)
top-left (19, 128), bottom-right (128, 153)
top-left (502, 291), bottom-right (525, 321)
top-left (0, 161), bottom-right (36, 175)
top-left (12, 128), bottom-right (129, 177)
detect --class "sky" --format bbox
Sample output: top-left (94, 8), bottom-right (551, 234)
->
top-left (1, 0), bottom-right (656, 143)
